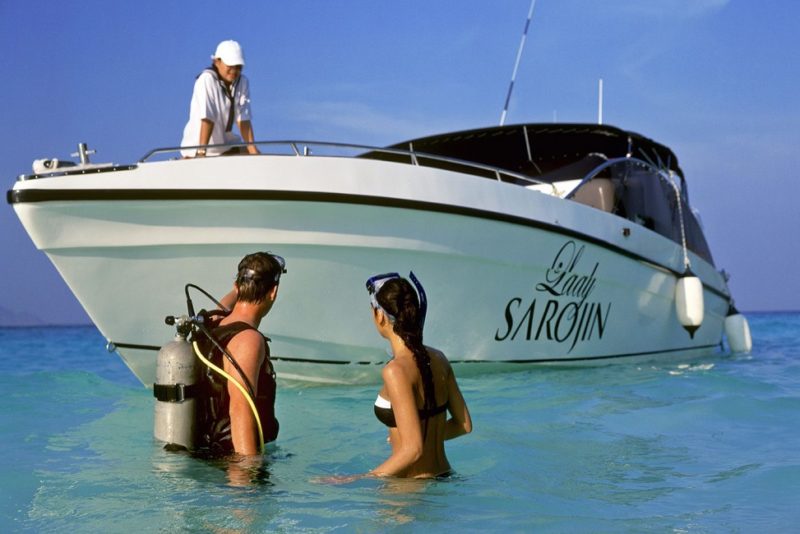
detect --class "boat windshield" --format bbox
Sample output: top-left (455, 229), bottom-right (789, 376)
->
top-left (569, 159), bottom-right (714, 265)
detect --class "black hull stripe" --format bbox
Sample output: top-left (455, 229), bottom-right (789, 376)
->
top-left (112, 340), bottom-right (719, 365)
top-left (9, 188), bottom-right (729, 300)
top-left (112, 342), bottom-right (162, 351)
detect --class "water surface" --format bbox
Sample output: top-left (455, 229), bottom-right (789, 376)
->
top-left (1, 313), bottom-right (798, 531)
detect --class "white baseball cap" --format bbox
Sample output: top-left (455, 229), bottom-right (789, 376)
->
top-left (212, 40), bottom-right (245, 66)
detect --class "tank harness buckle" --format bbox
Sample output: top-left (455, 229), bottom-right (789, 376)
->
top-left (153, 383), bottom-right (199, 403)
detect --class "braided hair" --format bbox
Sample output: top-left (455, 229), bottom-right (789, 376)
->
top-left (375, 278), bottom-right (436, 439)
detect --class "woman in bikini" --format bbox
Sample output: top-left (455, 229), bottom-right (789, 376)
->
top-left (366, 272), bottom-right (472, 478)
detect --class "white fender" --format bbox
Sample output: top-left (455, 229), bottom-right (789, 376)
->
top-left (675, 272), bottom-right (704, 338)
top-left (724, 310), bottom-right (753, 353)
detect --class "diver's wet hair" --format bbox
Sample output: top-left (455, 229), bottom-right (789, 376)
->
top-left (374, 277), bottom-right (436, 438)
top-left (235, 252), bottom-right (286, 303)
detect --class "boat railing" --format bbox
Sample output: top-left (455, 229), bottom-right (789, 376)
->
top-left (138, 140), bottom-right (548, 187)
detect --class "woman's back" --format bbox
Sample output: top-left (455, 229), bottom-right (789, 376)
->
top-left (378, 347), bottom-right (467, 478)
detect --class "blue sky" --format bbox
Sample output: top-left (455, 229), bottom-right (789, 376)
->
top-left (1, 0), bottom-right (798, 324)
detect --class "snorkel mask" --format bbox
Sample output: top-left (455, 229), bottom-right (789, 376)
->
top-left (365, 271), bottom-right (427, 328)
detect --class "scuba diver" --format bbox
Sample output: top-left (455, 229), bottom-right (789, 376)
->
top-left (192, 251), bottom-right (285, 456)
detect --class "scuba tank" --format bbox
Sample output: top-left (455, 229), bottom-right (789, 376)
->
top-left (153, 316), bottom-right (200, 450)
top-left (153, 280), bottom-right (282, 454)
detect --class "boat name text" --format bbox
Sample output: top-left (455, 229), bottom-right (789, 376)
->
top-left (494, 241), bottom-right (611, 351)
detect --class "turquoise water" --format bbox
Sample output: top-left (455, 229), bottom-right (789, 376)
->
top-left (1, 313), bottom-right (798, 532)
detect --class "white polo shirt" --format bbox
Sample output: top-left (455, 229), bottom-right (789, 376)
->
top-left (180, 69), bottom-right (253, 157)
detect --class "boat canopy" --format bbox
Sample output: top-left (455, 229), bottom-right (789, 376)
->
top-left (369, 123), bottom-right (713, 266)
top-left (369, 123), bottom-right (684, 184)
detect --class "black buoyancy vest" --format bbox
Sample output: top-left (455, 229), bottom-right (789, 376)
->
top-left (194, 320), bottom-right (279, 455)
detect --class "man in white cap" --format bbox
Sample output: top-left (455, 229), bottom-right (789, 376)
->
top-left (180, 40), bottom-right (260, 157)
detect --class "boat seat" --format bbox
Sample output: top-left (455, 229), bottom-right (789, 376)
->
top-left (572, 178), bottom-right (615, 212)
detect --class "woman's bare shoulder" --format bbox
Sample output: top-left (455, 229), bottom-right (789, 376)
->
top-left (426, 346), bottom-right (452, 369)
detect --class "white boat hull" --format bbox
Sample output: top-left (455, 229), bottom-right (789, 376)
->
top-left (10, 151), bottom-right (730, 385)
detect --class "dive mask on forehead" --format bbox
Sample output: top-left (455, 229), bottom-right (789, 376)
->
top-left (365, 271), bottom-right (427, 328)
top-left (270, 254), bottom-right (287, 282)
top-left (239, 253), bottom-right (287, 283)
top-left (366, 272), bottom-right (401, 296)
top-left (366, 272), bottom-right (400, 322)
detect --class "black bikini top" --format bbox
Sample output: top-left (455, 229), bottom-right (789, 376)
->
top-left (373, 394), bottom-right (448, 428)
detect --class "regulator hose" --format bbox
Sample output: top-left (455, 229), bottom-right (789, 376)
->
top-left (195, 318), bottom-right (257, 400)
top-left (185, 283), bottom-right (230, 314)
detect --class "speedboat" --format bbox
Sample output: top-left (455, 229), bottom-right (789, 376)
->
top-left (6, 123), bottom-right (751, 385)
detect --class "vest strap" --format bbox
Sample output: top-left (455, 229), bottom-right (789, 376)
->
top-left (153, 383), bottom-right (199, 402)
top-left (200, 68), bottom-right (237, 133)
